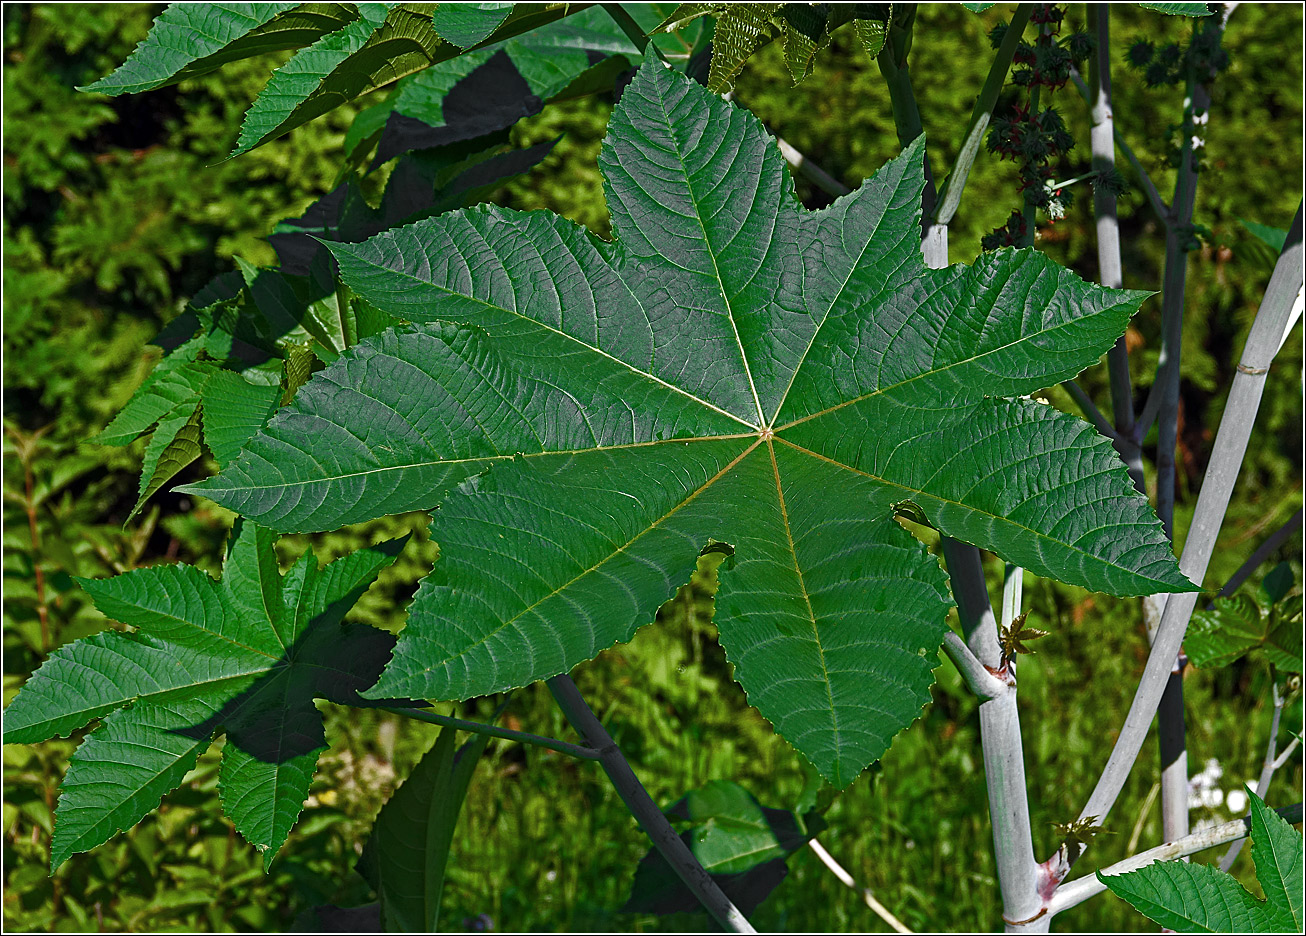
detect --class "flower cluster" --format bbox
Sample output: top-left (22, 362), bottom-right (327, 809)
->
top-left (982, 4), bottom-right (1092, 250)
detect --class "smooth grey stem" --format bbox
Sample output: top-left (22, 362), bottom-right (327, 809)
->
top-left (1072, 202), bottom-right (1304, 865)
top-left (941, 544), bottom-right (1041, 932)
top-left (546, 675), bottom-right (756, 933)
top-left (1271, 737), bottom-right (1301, 772)
top-left (1213, 507), bottom-right (1304, 600)
top-left (380, 706), bottom-right (605, 761)
top-left (1061, 380), bottom-right (1119, 440)
top-left (933, 3), bottom-right (1034, 225)
top-left (942, 631), bottom-right (1006, 701)
top-left (1219, 683), bottom-right (1285, 871)
top-left (1153, 14), bottom-right (1230, 847)
top-left (1086, 6), bottom-right (1145, 494)
top-left (777, 137), bottom-right (851, 198)
top-left (1070, 67), bottom-right (1171, 225)
top-left (1048, 802), bottom-right (1305, 917)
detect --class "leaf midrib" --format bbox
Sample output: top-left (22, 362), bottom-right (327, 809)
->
top-left (775, 437), bottom-right (1172, 590)
top-left (766, 440), bottom-right (841, 781)
top-left (410, 438), bottom-right (763, 678)
top-left (334, 241), bottom-right (760, 429)
top-left (200, 434), bottom-right (755, 495)
top-left (651, 86), bottom-right (767, 426)
top-left (774, 294), bottom-right (1134, 432)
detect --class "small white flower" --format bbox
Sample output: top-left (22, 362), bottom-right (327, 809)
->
top-left (1226, 789), bottom-right (1248, 814)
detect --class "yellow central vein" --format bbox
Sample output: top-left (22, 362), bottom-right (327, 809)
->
top-left (340, 246), bottom-right (759, 430)
top-left (774, 437), bottom-right (1157, 583)
top-left (420, 437), bottom-right (763, 674)
top-left (766, 439), bottom-right (841, 772)
top-left (772, 311), bottom-right (1114, 432)
top-left (202, 434), bottom-right (757, 495)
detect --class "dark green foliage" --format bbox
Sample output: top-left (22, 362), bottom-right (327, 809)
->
top-left (3, 3), bottom-right (1302, 933)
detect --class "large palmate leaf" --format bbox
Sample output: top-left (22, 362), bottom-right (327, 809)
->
top-left (230, 2), bottom-right (598, 156)
top-left (656, 3), bottom-right (894, 91)
top-left (186, 52), bottom-right (1194, 786)
top-left (1, 522), bottom-right (407, 870)
top-left (1099, 789), bottom-right (1303, 932)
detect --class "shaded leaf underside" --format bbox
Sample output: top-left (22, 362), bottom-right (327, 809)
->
top-left (186, 53), bottom-right (1192, 785)
top-left (2, 524), bottom-right (405, 868)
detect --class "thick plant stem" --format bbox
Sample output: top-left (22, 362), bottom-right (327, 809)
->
top-left (943, 542), bottom-right (1043, 933)
top-left (1071, 202), bottom-right (1304, 868)
top-left (1070, 67), bottom-right (1170, 226)
top-left (1048, 802), bottom-right (1305, 917)
top-left (546, 675), bottom-right (756, 934)
top-left (1086, 5), bottom-right (1145, 494)
top-left (892, 29), bottom-right (1042, 928)
top-left (942, 631), bottom-right (1006, 701)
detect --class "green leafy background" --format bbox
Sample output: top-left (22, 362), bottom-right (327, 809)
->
top-left (3, 3), bottom-right (1301, 932)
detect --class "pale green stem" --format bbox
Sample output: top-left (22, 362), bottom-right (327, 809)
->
top-left (380, 705), bottom-right (606, 761)
top-left (933, 3), bottom-right (1035, 225)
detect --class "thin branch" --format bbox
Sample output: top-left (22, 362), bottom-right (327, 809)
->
top-left (807, 839), bottom-right (913, 933)
top-left (547, 675), bottom-right (756, 933)
top-left (1049, 802), bottom-right (1305, 917)
top-left (776, 137), bottom-right (851, 198)
top-left (380, 706), bottom-right (606, 761)
top-left (942, 631), bottom-right (1006, 701)
top-left (1219, 683), bottom-right (1292, 871)
top-left (1072, 202), bottom-right (1304, 866)
top-left (1060, 380), bottom-right (1120, 440)
top-left (602, 2), bottom-right (657, 57)
top-left (1070, 68), bottom-right (1170, 224)
top-left (932, 3), bottom-right (1034, 225)
top-left (1272, 736), bottom-right (1301, 772)
top-left (1213, 507), bottom-right (1304, 601)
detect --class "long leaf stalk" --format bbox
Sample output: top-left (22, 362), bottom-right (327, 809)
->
top-left (1085, 5), bottom-right (1145, 494)
top-left (1071, 202), bottom-right (1304, 870)
top-left (1149, 11), bottom-right (1231, 849)
top-left (807, 839), bottom-right (913, 933)
top-left (546, 675), bottom-right (756, 934)
top-left (379, 705), bottom-right (607, 761)
top-left (932, 3), bottom-right (1034, 226)
top-left (1212, 506), bottom-right (1303, 600)
top-left (1218, 682), bottom-right (1293, 871)
top-left (1047, 801), bottom-right (1305, 917)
